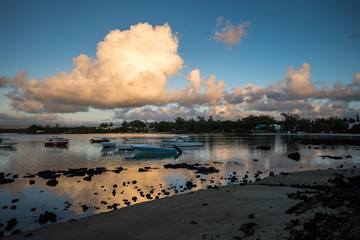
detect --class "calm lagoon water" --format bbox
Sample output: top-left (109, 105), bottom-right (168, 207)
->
top-left (1, 133), bottom-right (360, 235)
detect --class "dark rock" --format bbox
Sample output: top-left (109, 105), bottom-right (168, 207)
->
top-left (230, 175), bottom-right (238, 183)
top-left (86, 167), bottom-right (107, 177)
top-left (37, 170), bottom-right (61, 179)
top-left (29, 180), bottom-right (35, 185)
top-left (239, 222), bottom-right (258, 236)
top-left (319, 155), bottom-right (343, 160)
top-left (113, 167), bottom-right (124, 173)
top-left (63, 168), bottom-right (88, 177)
top-left (46, 179), bottom-right (58, 187)
top-left (0, 173), bottom-right (14, 185)
top-left (111, 203), bottom-right (119, 209)
top-left (83, 176), bottom-right (92, 181)
top-left (24, 174), bottom-right (36, 178)
top-left (186, 181), bottom-right (196, 190)
top-left (287, 152), bottom-right (300, 161)
top-left (161, 189), bottom-right (170, 195)
top-left (5, 218), bottom-right (17, 231)
top-left (38, 211), bottom-right (57, 225)
top-left (81, 205), bottom-right (88, 212)
top-left (138, 168), bottom-right (149, 172)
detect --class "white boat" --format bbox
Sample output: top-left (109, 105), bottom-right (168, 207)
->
top-left (117, 138), bottom-right (148, 151)
top-left (0, 135), bottom-right (17, 149)
top-left (132, 145), bottom-right (180, 154)
top-left (101, 138), bottom-right (118, 148)
top-left (161, 135), bottom-right (203, 147)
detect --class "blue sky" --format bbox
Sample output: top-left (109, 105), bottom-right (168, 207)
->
top-left (0, 0), bottom-right (360, 126)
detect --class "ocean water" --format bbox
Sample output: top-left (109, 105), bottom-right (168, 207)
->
top-left (1, 133), bottom-right (360, 235)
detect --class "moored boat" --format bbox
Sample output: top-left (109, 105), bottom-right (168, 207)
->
top-left (161, 135), bottom-right (203, 147)
top-left (102, 138), bottom-right (118, 148)
top-left (0, 136), bottom-right (17, 149)
top-left (117, 138), bottom-right (148, 151)
top-left (44, 136), bottom-right (69, 147)
top-left (90, 136), bottom-right (110, 143)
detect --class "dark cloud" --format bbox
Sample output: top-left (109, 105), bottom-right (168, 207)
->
top-left (349, 31), bottom-right (360, 39)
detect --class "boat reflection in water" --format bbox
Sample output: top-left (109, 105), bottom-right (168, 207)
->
top-left (101, 147), bottom-right (122, 156)
top-left (131, 152), bottom-right (182, 160)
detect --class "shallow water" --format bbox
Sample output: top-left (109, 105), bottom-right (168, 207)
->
top-left (1, 133), bottom-right (360, 235)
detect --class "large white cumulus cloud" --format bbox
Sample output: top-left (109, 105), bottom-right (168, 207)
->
top-left (5, 22), bottom-right (230, 114)
top-left (6, 23), bottom-right (185, 112)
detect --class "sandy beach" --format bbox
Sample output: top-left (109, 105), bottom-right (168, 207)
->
top-left (4, 167), bottom-right (360, 240)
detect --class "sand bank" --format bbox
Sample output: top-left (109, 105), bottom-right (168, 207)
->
top-left (6, 168), bottom-right (360, 240)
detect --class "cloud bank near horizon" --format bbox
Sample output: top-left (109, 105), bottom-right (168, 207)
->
top-left (1, 21), bottom-right (360, 124)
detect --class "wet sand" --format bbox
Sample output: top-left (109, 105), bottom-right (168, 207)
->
top-left (5, 168), bottom-right (360, 240)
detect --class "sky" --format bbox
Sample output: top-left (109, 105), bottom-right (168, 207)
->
top-left (0, 0), bottom-right (360, 127)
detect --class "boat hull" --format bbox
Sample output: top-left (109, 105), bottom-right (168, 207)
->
top-left (161, 136), bottom-right (203, 147)
top-left (101, 142), bottom-right (117, 148)
top-left (162, 140), bottom-right (203, 147)
top-left (132, 145), bottom-right (178, 154)
top-left (90, 139), bottom-right (110, 143)
top-left (44, 142), bottom-right (68, 147)
top-left (0, 143), bottom-right (17, 149)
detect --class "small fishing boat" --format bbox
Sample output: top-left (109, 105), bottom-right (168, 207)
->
top-left (102, 138), bottom-right (118, 148)
top-left (90, 136), bottom-right (110, 143)
top-left (44, 136), bottom-right (69, 147)
top-left (161, 135), bottom-right (203, 147)
top-left (0, 135), bottom-right (17, 149)
top-left (117, 138), bottom-right (148, 151)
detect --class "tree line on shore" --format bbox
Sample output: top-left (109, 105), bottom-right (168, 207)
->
top-left (1, 113), bottom-right (360, 134)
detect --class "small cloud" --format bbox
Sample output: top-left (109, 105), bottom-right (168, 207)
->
top-left (0, 76), bottom-right (9, 88)
top-left (213, 16), bottom-right (251, 49)
top-left (349, 31), bottom-right (360, 39)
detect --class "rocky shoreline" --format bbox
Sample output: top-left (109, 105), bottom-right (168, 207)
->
top-left (3, 167), bottom-right (360, 240)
